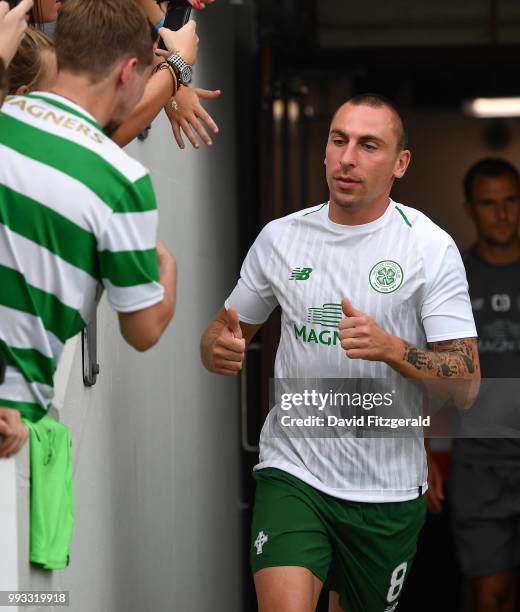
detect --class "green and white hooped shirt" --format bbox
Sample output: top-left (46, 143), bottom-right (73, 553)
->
top-left (0, 92), bottom-right (164, 420)
top-left (226, 201), bottom-right (477, 502)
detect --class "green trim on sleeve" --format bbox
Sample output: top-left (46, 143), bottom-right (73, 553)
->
top-left (98, 248), bottom-right (160, 286)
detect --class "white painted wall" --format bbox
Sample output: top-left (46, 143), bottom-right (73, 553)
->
top-left (5, 4), bottom-right (244, 611)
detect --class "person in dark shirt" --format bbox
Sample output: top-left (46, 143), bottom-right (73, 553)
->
top-left (430, 158), bottom-right (520, 612)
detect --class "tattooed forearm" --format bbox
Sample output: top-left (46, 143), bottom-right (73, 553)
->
top-left (403, 346), bottom-right (435, 371)
top-left (403, 338), bottom-right (479, 378)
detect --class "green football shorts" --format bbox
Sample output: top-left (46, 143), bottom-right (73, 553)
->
top-left (250, 468), bottom-right (426, 612)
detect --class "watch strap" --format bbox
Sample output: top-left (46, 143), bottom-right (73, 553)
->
top-left (166, 53), bottom-right (193, 86)
top-left (153, 61), bottom-right (178, 97)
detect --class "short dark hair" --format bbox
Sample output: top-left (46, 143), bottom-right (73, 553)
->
top-left (55, 0), bottom-right (154, 83)
top-left (463, 158), bottom-right (520, 203)
top-left (347, 93), bottom-right (408, 150)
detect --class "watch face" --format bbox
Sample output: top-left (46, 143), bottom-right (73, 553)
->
top-left (181, 66), bottom-right (193, 84)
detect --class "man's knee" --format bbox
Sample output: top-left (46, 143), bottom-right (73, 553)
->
top-left (254, 566), bottom-right (323, 612)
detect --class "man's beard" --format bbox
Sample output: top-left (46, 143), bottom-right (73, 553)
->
top-left (483, 229), bottom-right (518, 248)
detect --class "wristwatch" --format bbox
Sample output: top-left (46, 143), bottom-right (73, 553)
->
top-left (166, 53), bottom-right (193, 87)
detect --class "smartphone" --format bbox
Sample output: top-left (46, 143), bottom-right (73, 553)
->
top-left (158, 0), bottom-right (192, 51)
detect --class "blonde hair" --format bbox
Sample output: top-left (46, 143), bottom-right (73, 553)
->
top-left (7, 28), bottom-right (55, 95)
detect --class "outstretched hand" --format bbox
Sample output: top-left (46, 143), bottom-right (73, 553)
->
top-left (165, 86), bottom-right (220, 149)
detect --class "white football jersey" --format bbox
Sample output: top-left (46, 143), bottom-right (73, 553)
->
top-left (226, 200), bottom-right (476, 502)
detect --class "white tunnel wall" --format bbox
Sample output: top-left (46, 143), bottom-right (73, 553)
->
top-left (23, 5), bottom-right (244, 611)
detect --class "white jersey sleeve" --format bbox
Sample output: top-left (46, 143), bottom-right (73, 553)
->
top-left (225, 220), bottom-right (284, 324)
top-left (420, 233), bottom-right (477, 342)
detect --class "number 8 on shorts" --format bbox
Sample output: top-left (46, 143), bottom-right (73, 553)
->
top-left (386, 561), bottom-right (408, 603)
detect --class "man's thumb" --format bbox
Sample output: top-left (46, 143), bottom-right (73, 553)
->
top-left (226, 308), bottom-right (243, 338)
top-left (342, 297), bottom-right (357, 317)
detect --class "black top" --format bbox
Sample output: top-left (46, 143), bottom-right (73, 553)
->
top-left (453, 247), bottom-right (520, 463)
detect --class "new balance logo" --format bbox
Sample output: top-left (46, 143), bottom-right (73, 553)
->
top-left (254, 531), bottom-right (268, 555)
top-left (290, 267), bottom-right (313, 281)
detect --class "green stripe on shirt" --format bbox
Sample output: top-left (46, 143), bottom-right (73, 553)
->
top-left (0, 185), bottom-right (98, 277)
top-left (0, 339), bottom-right (55, 386)
top-left (0, 398), bottom-right (46, 422)
top-left (121, 175), bottom-right (157, 215)
top-left (98, 248), bottom-right (159, 286)
top-left (0, 113), bottom-right (155, 212)
top-left (0, 265), bottom-right (85, 342)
